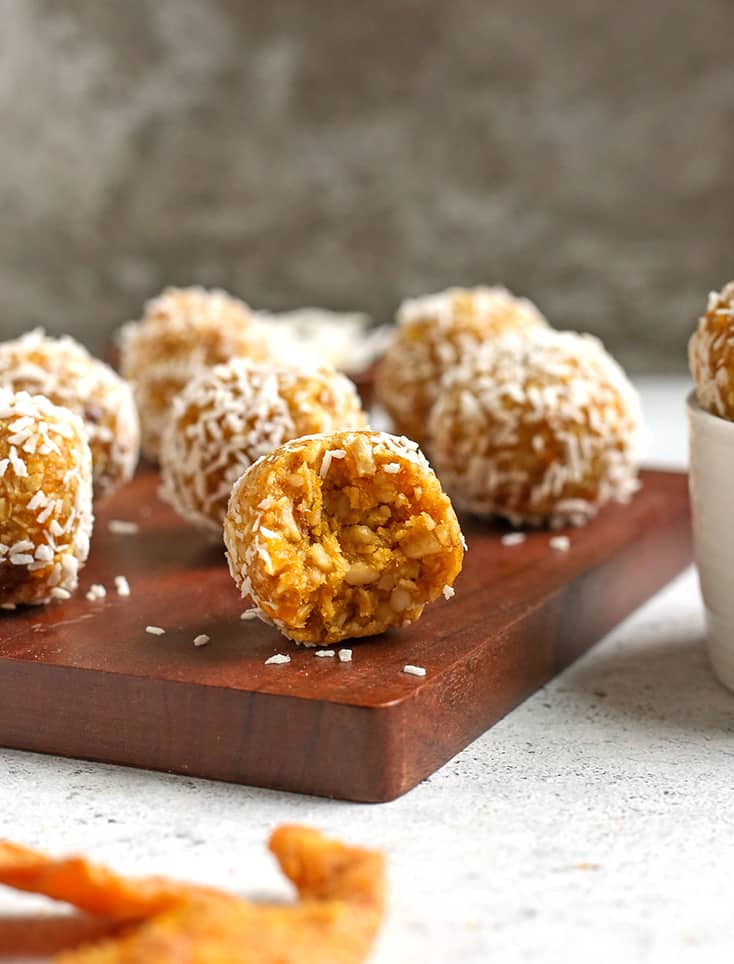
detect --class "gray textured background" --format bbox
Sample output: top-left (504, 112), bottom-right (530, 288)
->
top-left (0, 0), bottom-right (732, 370)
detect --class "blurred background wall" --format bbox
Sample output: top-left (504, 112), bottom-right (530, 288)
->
top-left (0, 0), bottom-right (732, 369)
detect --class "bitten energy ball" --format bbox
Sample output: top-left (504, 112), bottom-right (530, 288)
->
top-left (160, 361), bottom-right (367, 537)
top-left (375, 286), bottom-right (548, 444)
top-left (0, 330), bottom-right (139, 500)
top-left (429, 330), bottom-right (643, 528)
top-left (689, 280), bottom-right (734, 420)
top-left (0, 389), bottom-right (94, 606)
top-left (120, 286), bottom-right (273, 461)
top-left (224, 431), bottom-right (464, 645)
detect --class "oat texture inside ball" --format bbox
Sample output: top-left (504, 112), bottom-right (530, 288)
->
top-left (225, 431), bottom-right (464, 644)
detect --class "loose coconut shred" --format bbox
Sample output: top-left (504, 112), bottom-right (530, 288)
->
top-left (429, 329), bottom-right (643, 528)
top-left (0, 389), bottom-right (94, 606)
top-left (224, 431), bottom-right (464, 645)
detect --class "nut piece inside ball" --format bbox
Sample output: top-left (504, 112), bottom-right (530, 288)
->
top-left (429, 330), bottom-right (643, 528)
top-left (120, 286), bottom-right (274, 462)
top-left (0, 388), bottom-right (94, 606)
top-left (0, 329), bottom-right (139, 499)
top-left (375, 286), bottom-right (548, 445)
top-left (224, 431), bottom-right (465, 645)
top-left (689, 280), bottom-right (734, 420)
top-left (160, 361), bottom-right (367, 537)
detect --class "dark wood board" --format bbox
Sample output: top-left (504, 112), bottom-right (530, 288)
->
top-left (0, 469), bottom-right (692, 802)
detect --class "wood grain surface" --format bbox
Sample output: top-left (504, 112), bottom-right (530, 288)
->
top-left (0, 469), bottom-right (692, 802)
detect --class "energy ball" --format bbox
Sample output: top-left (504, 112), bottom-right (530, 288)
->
top-left (375, 286), bottom-right (548, 444)
top-left (120, 286), bottom-right (273, 462)
top-left (160, 360), bottom-right (367, 538)
top-left (0, 329), bottom-right (139, 500)
top-left (0, 389), bottom-right (94, 606)
top-left (429, 330), bottom-right (643, 528)
top-left (689, 280), bottom-right (734, 420)
top-left (224, 431), bottom-right (464, 645)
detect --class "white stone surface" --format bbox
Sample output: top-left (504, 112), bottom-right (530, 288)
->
top-left (1, 377), bottom-right (730, 964)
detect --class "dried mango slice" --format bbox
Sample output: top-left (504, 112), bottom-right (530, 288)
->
top-left (0, 840), bottom-right (223, 922)
top-left (0, 826), bottom-right (385, 964)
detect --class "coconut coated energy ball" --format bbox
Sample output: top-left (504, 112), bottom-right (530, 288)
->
top-left (375, 286), bottom-right (548, 444)
top-left (689, 280), bottom-right (734, 420)
top-left (0, 329), bottom-right (139, 499)
top-left (224, 431), bottom-right (464, 645)
top-left (429, 330), bottom-right (643, 528)
top-left (160, 361), bottom-right (367, 537)
top-left (120, 286), bottom-right (273, 461)
top-left (0, 389), bottom-right (94, 606)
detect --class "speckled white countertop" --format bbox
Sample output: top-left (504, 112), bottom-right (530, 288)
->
top-left (2, 376), bottom-right (731, 964)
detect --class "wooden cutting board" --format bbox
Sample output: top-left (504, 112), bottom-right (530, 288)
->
top-left (0, 468), bottom-right (691, 802)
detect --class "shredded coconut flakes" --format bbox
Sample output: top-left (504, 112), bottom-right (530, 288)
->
top-left (501, 532), bottom-right (527, 547)
top-left (108, 520), bottom-right (139, 535)
top-left (114, 575), bottom-right (131, 597)
top-left (265, 653), bottom-right (290, 665)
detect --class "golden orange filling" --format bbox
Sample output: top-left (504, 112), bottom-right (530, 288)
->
top-left (225, 431), bottom-right (464, 644)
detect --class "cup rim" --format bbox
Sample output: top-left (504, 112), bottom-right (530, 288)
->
top-left (686, 390), bottom-right (734, 434)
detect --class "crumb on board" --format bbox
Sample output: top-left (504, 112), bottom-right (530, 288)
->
top-left (145, 625), bottom-right (166, 636)
top-left (501, 532), bottom-right (526, 547)
top-left (108, 519), bottom-right (139, 535)
top-left (549, 535), bottom-right (571, 552)
top-left (114, 575), bottom-right (131, 597)
top-left (338, 648), bottom-right (352, 662)
top-left (240, 609), bottom-right (259, 621)
top-left (265, 653), bottom-right (290, 665)
top-left (442, 584), bottom-right (455, 600)
top-left (0, 602), bottom-right (16, 610)
top-left (193, 634), bottom-right (210, 647)
top-left (85, 584), bottom-right (106, 601)
top-left (403, 664), bottom-right (426, 677)
top-left (315, 649), bottom-right (335, 658)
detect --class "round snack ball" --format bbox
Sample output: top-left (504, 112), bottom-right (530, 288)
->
top-left (224, 431), bottom-right (465, 645)
top-left (0, 389), bottom-right (94, 606)
top-left (689, 280), bottom-right (734, 420)
top-left (375, 286), bottom-right (548, 444)
top-left (428, 330), bottom-right (643, 528)
top-left (160, 360), bottom-right (368, 538)
top-left (0, 329), bottom-right (139, 500)
top-left (120, 286), bottom-right (273, 462)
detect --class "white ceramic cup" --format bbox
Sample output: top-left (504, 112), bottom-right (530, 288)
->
top-left (687, 390), bottom-right (734, 691)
